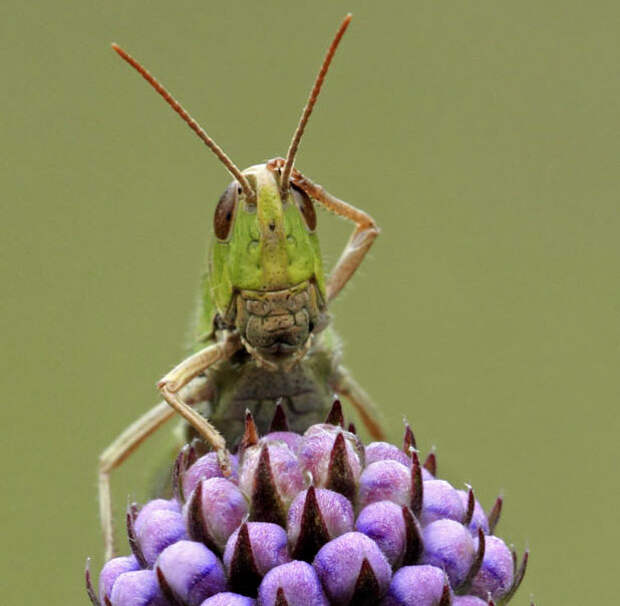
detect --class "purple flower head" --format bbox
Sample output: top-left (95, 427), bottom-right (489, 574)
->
top-left (382, 565), bottom-right (451, 606)
top-left (87, 405), bottom-right (531, 606)
top-left (109, 569), bottom-right (168, 606)
top-left (258, 561), bottom-right (329, 606)
top-left (313, 531), bottom-right (392, 604)
top-left (156, 540), bottom-right (226, 606)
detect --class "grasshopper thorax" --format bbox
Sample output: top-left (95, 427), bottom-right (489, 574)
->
top-left (209, 164), bottom-right (329, 370)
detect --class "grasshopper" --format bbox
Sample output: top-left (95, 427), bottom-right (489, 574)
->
top-left (99, 14), bottom-right (385, 560)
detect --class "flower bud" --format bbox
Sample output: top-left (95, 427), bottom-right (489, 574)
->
top-left (358, 460), bottom-right (411, 509)
top-left (182, 452), bottom-right (239, 497)
top-left (263, 431), bottom-right (304, 454)
top-left (452, 597), bottom-right (489, 606)
top-left (288, 487), bottom-right (354, 560)
top-left (258, 561), bottom-right (329, 606)
top-left (470, 535), bottom-right (514, 600)
top-left (155, 540), bottom-right (226, 606)
top-left (421, 519), bottom-right (475, 587)
top-left (98, 555), bottom-right (140, 604)
top-left (356, 501), bottom-right (419, 568)
top-left (365, 442), bottom-right (410, 468)
top-left (299, 426), bottom-right (363, 498)
top-left (240, 442), bottom-right (306, 525)
top-left (224, 522), bottom-right (291, 596)
top-left (200, 593), bottom-right (256, 605)
top-left (109, 570), bottom-right (167, 606)
top-left (133, 499), bottom-right (181, 535)
top-left (382, 565), bottom-right (451, 606)
top-left (134, 507), bottom-right (187, 567)
top-left (184, 477), bottom-right (248, 551)
top-left (420, 480), bottom-right (465, 526)
top-left (313, 531), bottom-right (391, 604)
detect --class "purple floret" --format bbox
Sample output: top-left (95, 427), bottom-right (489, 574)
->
top-left (155, 540), bottom-right (226, 606)
top-left (183, 452), bottom-right (239, 497)
top-left (421, 519), bottom-right (475, 587)
top-left (135, 508), bottom-right (187, 567)
top-left (313, 531), bottom-right (391, 604)
top-left (382, 565), bottom-right (449, 606)
top-left (258, 561), bottom-right (329, 606)
top-left (224, 522), bottom-right (291, 576)
top-left (365, 442), bottom-right (411, 467)
top-left (263, 431), bottom-right (305, 454)
top-left (452, 596), bottom-right (489, 606)
top-left (355, 501), bottom-right (408, 567)
top-left (183, 477), bottom-right (248, 550)
top-left (288, 488), bottom-right (354, 547)
top-left (470, 535), bottom-right (514, 600)
top-left (358, 460), bottom-right (411, 508)
top-left (200, 592), bottom-right (256, 605)
top-left (109, 569), bottom-right (168, 606)
top-left (299, 425), bottom-right (363, 488)
top-left (98, 555), bottom-right (140, 604)
top-left (420, 480), bottom-right (465, 526)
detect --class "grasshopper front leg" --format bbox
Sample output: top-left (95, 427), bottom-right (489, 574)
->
top-left (157, 331), bottom-right (242, 474)
top-left (267, 158), bottom-right (379, 302)
top-left (98, 377), bottom-right (212, 561)
top-left (291, 171), bottom-right (379, 302)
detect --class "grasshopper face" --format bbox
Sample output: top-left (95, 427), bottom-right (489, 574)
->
top-left (111, 15), bottom-right (353, 370)
top-left (206, 163), bottom-right (329, 369)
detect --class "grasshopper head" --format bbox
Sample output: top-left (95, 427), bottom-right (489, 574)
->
top-left (112, 15), bottom-right (353, 367)
top-left (207, 163), bottom-right (328, 368)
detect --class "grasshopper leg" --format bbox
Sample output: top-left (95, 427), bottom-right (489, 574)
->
top-left (289, 169), bottom-right (379, 303)
top-left (99, 376), bottom-right (213, 561)
top-left (332, 366), bottom-right (386, 441)
top-left (157, 332), bottom-right (241, 475)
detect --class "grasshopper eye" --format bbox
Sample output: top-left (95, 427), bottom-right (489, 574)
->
top-left (291, 183), bottom-right (317, 232)
top-left (214, 182), bottom-right (239, 241)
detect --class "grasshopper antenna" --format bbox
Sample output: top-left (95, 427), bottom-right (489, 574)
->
top-left (111, 43), bottom-right (255, 203)
top-left (280, 13), bottom-right (353, 194)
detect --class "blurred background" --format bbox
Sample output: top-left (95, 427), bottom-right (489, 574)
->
top-left (1, 1), bottom-right (618, 603)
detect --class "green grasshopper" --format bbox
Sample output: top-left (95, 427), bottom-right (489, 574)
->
top-left (99, 14), bottom-right (385, 560)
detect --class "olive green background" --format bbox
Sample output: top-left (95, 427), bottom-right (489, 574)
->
top-left (1, 1), bottom-right (618, 604)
